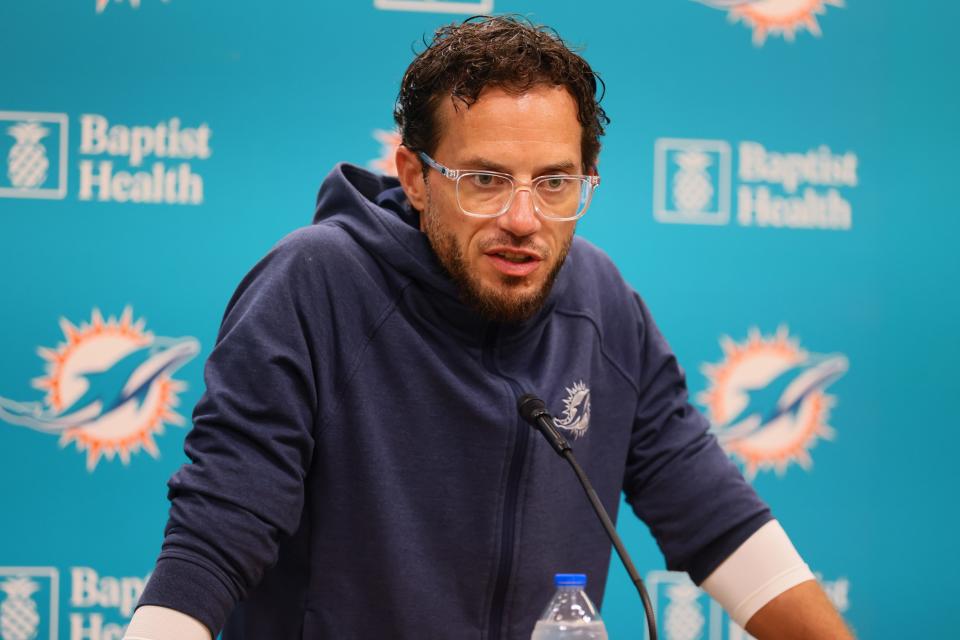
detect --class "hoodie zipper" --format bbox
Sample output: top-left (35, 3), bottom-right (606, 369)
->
top-left (483, 324), bottom-right (531, 640)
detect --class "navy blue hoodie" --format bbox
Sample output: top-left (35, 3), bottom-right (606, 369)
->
top-left (138, 164), bottom-right (771, 639)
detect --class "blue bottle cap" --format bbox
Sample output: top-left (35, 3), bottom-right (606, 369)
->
top-left (554, 573), bottom-right (587, 587)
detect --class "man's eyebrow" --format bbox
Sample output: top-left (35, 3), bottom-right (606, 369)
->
top-left (538, 160), bottom-right (578, 174)
top-left (459, 156), bottom-right (580, 175)
top-left (458, 156), bottom-right (513, 173)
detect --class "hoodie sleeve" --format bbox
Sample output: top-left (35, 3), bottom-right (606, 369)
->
top-left (622, 294), bottom-right (773, 584)
top-left (137, 236), bottom-right (320, 635)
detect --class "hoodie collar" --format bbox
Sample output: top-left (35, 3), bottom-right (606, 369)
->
top-left (313, 163), bottom-right (572, 340)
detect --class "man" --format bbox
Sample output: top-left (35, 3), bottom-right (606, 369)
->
top-left (125, 16), bottom-right (852, 640)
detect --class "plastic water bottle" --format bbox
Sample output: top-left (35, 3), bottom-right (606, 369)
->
top-left (530, 573), bottom-right (609, 640)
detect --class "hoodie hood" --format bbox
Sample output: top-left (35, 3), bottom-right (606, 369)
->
top-left (313, 163), bottom-right (457, 299)
top-left (311, 163), bottom-right (572, 334)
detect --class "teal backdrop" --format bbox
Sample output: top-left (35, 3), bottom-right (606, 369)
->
top-left (1, 1), bottom-right (958, 638)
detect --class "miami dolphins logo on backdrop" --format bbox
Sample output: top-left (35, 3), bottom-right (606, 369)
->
top-left (95, 0), bottom-right (171, 13)
top-left (369, 128), bottom-right (401, 178)
top-left (697, 326), bottom-right (847, 479)
top-left (695, 0), bottom-right (844, 46)
top-left (0, 307), bottom-right (199, 470)
top-left (554, 380), bottom-right (591, 438)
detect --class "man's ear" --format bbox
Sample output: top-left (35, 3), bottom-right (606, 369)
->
top-left (395, 146), bottom-right (427, 212)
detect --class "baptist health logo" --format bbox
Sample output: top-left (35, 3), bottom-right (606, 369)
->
top-left (695, 0), bottom-right (844, 46)
top-left (0, 308), bottom-right (200, 471)
top-left (647, 570), bottom-right (849, 639)
top-left (78, 115), bottom-right (210, 204)
top-left (697, 326), bottom-right (847, 480)
top-left (654, 138), bottom-right (857, 230)
top-left (0, 566), bottom-right (151, 640)
top-left (0, 112), bottom-right (68, 200)
top-left (0, 111), bottom-right (211, 205)
top-left (374, 0), bottom-right (493, 14)
top-left (0, 568), bottom-right (58, 640)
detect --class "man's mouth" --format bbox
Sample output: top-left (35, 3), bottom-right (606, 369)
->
top-left (493, 251), bottom-right (535, 263)
top-left (484, 247), bottom-right (544, 277)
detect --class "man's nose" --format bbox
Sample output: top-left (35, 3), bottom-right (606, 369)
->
top-left (497, 188), bottom-right (541, 237)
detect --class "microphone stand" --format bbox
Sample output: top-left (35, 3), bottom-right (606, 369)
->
top-left (518, 394), bottom-right (657, 640)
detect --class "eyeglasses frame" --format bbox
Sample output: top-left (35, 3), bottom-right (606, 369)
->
top-left (417, 151), bottom-right (600, 221)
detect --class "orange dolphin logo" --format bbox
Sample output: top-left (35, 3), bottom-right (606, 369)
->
top-left (697, 0), bottom-right (844, 46)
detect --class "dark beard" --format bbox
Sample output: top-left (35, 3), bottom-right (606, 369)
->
top-left (422, 203), bottom-right (572, 324)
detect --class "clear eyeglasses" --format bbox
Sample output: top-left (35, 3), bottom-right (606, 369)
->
top-left (418, 152), bottom-right (600, 221)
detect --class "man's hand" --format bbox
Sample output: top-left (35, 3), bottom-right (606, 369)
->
top-left (745, 579), bottom-right (853, 639)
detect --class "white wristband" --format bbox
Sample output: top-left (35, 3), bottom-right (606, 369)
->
top-left (123, 605), bottom-right (212, 640)
top-left (700, 519), bottom-right (816, 627)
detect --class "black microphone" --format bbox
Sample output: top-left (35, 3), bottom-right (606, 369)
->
top-left (517, 393), bottom-right (658, 640)
top-left (517, 393), bottom-right (571, 455)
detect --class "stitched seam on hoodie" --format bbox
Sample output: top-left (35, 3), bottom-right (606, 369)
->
top-left (552, 307), bottom-right (641, 396)
top-left (315, 280), bottom-right (414, 432)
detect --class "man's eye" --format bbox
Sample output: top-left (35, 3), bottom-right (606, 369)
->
top-left (541, 177), bottom-right (571, 192)
top-left (470, 174), bottom-right (503, 188)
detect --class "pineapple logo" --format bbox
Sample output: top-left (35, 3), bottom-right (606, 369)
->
top-left (368, 129), bottom-right (401, 177)
top-left (0, 307), bottom-right (200, 471)
top-left (0, 578), bottom-right (41, 640)
top-left (648, 571), bottom-right (720, 639)
top-left (0, 111), bottom-right (67, 200)
top-left (695, 0), bottom-right (844, 46)
top-left (672, 151), bottom-right (714, 214)
top-left (654, 138), bottom-right (731, 225)
top-left (664, 583), bottom-right (706, 640)
top-left (373, 0), bottom-right (494, 14)
top-left (7, 122), bottom-right (49, 190)
top-left (697, 326), bottom-right (848, 480)
top-left (649, 569), bottom-right (849, 638)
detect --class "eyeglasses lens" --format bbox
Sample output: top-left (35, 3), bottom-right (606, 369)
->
top-left (456, 174), bottom-right (590, 219)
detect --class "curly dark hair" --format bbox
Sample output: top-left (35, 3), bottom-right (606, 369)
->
top-left (394, 15), bottom-right (609, 173)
